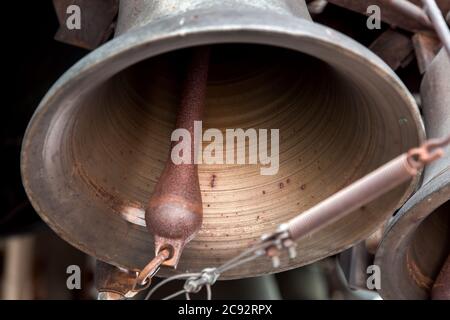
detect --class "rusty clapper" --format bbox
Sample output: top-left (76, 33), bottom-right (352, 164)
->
top-left (102, 47), bottom-right (211, 293)
top-left (145, 47), bottom-right (210, 268)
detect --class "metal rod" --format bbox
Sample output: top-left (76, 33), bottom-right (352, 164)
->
top-left (385, 0), bottom-right (433, 29)
top-left (135, 248), bottom-right (171, 286)
top-left (287, 154), bottom-right (417, 240)
top-left (422, 0), bottom-right (450, 57)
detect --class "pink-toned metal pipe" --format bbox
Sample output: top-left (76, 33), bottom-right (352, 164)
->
top-left (385, 0), bottom-right (433, 29)
top-left (288, 153), bottom-right (417, 240)
top-left (422, 0), bottom-right (450, 57)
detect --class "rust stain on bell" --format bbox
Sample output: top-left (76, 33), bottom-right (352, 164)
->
top-left (145, 46), bottom-right (210, 268)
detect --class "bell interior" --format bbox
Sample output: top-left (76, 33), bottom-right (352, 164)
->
top-left (40, 43), bottom-right (418, 275)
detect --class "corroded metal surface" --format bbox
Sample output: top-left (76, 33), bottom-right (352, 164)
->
top-left (21, 0), bottom-right (423, 279)
top-left (375, 49), bottom-right (450, 299)
top-left (145, 46), bottom-right (209, 268)
top-left (431, 253), bottom-right (450, 299)
top-left (95, 260), bottom-right (137, 298)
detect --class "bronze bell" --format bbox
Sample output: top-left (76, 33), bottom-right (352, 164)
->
top-left (21, 0), bottom-right (424, 279)
top-left (375, 49), bottom-right (450, 299)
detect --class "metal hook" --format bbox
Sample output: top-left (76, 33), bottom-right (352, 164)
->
top-left (407, 137), bottom-right (449, 169)
top-left (132, 248), bottom-right (171, 293)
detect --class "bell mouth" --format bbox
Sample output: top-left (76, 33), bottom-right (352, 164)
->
top-left (21, 12), bottom-right (423, 278)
